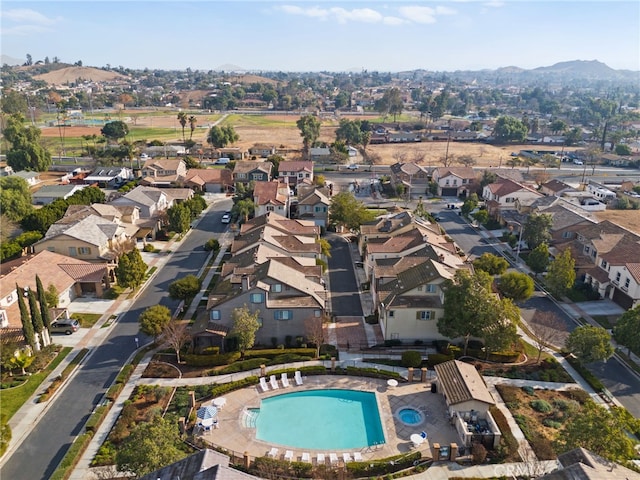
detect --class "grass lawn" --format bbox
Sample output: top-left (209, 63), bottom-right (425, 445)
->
top-left (0, 347), bottom-right (71, 421)
top-left (223, 113), bottom-right (299, 127)
top-left (70, 313), bottom-right (102, 328)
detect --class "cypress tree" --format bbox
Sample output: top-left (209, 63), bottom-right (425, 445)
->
top-left (36, 275), bottom-right (52, 330)
top-left (28, 290), bottom-right (44, 350)
top-left (16, 284), bottom-right (35, 350)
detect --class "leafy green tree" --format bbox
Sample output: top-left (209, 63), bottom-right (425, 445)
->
top-left (522, 213), bottom-right (552, 250)
top-left (9, 350), bottom-right (34, 375)
top-left (479, 170), bottom-right (497, 189)
top-left (615, 144), bottom-right (632, 156)
top-left (45, 283), bottom-right (59, 308)
top-left (115, 416), bottom-right (184, 477)
top-left (482, 297), bottom-right (520, 356)
top-left (545, 249), bottom-right (575, 298)
top-left (564, 127), bottom-right (582, 146)
top-left (566, 325), bottom-right (614, 363)
top-left (498, 272), bottom-right (534, 302)
top-left (492, 116), bottom-right (528, 143)
top-left (15, 231), bottom-right (42, 249)
top-left (167, 203), bottom-right (191, 233)
top-left (27, 290), bottom-right (45, 350)
top-left (317, 238), bottom-right (332, 258)
top-left (554, 401), bottom-right (639, 462)
top-left (461, 193), bottom-right (479, 216)
top-left (296, 115), bottom-right (321, 158)
top-left (549, 119), bottom-right (567, 134)
top-left (231, 305), bottom-right (261, 358)
top-left (335, 119), bottom-right (363, 145)
top-left (329, 192), bottom-right (377, 233)
top-left (168, 275), bottom-right (202, 301)
top-left (1, 242), bottom-right (22, 262)
top-left (0, 176), bottom-right (33, 222)
top-left (613, 306), bottom-right (640, 356)
top-left (4, 113), bottom-right (52, 172)
top-left (207, 124), bottom-right (238, 148)
top-left (16, 285), bottom-right (35, 350)
top-left (472, 209), bottom-right (489, 225)
top-left (100, 120), bottom-right (129, 143)
top-left (115, 249), bottom-right (147, 289)
top-left (473, 253), bottom-right (509, 275)
top-left (0, 90), bottom-right (28, 115)
top-left (36, 275), bottom-right (52, 335)
top-left (184, 195), bottom-right (207, 218)
top-left (375, 88), bottom-right (403, 121)
top-left (204, 238), bottom-right (219, 252)
top-left (139, 305), bottom-right (171, 341)
top-left (527, 243), bottom-right (550, 274)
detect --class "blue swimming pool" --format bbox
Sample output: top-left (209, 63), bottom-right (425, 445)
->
top-left (254, 389), bottom-right (385, 450)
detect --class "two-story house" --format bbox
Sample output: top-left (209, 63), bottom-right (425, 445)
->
top-left (431, 167), bottom-right (476, 197)
top-left (389, 162), bottom-right (430, 198)
top-left (253, 181), bottom-right (290, 218)
top-left (577, 221), bottom-right (640, 309)
top-left (140, 158), bottom-right (187, 186)
top-left (278, 161), bottom-right (314, 188)
top-left (232, 161), bottom-right (272, 187)
top-left (483, 178), bottom-right (542, 218)
top-left (295, 186), bottom-right (331, 228)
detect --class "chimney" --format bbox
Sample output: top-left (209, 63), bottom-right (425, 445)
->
top-left (241, 274), bottom-right (250, 291)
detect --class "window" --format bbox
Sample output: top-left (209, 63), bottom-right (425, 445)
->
top-left (425, 284), bottom-right (437, 293)
top-left (78, 247), bottom-right (91, 255)
top-left (453, 179), bottom-right (458, 185)
top-left (417, 285), bottom-right (423, 291)
top-left (584, 246), bottom-right (591, 254)
top-left (210, 310), bottom-right (220, 320)
top-left (252, 173), bottom-right (262, 181)
top-left (266, 206), bottom-right (275, 212)
top-left (388, 311), bottom-right (395, 317)
top-left (615, 272), bottom-right (621, 283)
top-left (462, 179), bottom-right (468, 184)
top-left (600, 260), bottom-right (607, 269)
top-left (314, 310), bottom-right (321, 317)
top-left (591, 250), bottom-right (597, 258)
top-left (562, 231), bottom-right (573, 239)
top-left (238, 173), bottom-right (247, 179)
top-left (624, 278), bottom-right (631, 289)
top-left (47, 247), bottom-right (55, 252)
top-left (274, 310), bottom-right (292, 320)
top-left (250, 293), bottom-right (264, 303)
top-left (445, 179), bottom-right (450, 185)
top-left (416, 310), bottom-right (435, 320)
top-left (505, 197), bottom-right (513, 203)
top-left (5, 294), bottom-right (14, 303)
top-left (271, 284), bottom-right (282, 293)
top-left (69, 247), bottom-right (77, 256)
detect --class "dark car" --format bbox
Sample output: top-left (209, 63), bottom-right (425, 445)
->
top-left (50, 319), bottom-right (80, 335)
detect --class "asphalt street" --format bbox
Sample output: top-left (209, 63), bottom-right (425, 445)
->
top-left (0, 199), bottom-right (232, 480)
top-left (326, 234), bottom-right (363, 317)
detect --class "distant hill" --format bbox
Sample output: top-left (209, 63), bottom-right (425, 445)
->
top-left (1, 54), bottom-right (22, 66)
top-left (33, 66), bottom-right (128, 85)
top-left (533, 60), bottom-right (617, 76)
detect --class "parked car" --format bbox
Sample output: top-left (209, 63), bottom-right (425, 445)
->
top-left (50, 319), bottom-right (80, 335)
top-left (216, 157), bottom-right (231, 165)
top-left (221, 211), bottom-right (232, 224)
top-left (347, 164), bottom-right (359, 170)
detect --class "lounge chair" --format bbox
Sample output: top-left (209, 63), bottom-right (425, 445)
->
top-left (294, 370), bottom-right (303, 386)
top-left (281, 372), bottom-right (290, 388)
top-left (329, 453), bottom-right (339, 465)
top-left (259, 377), bottom-right (269, 392)
top-left (420, 431), bottom-right (427, 439)
top-left (301, 452), bottom-right (311, 463)
top-left (270, 374), bottom-right (279, 390)
top-left (343, 452), bottom-right (352, 463)
top-left (316, 453), bottom-right (325, 465)
top-left (353, 452), bottom-right (363, 462)
top-left (284, 450), bottom-right (294, 462)
top-left (267, 447), bottom-right (279, 458)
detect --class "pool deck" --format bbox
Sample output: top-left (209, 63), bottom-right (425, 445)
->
top-left (195, 374), bottom-right (460, 464)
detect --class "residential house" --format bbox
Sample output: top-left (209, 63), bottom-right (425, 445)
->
top-left (139, 449), bottom-right (259, 480)
top-left (0, 251), bottom-right (109, 330)
top-left (232, 161), bottom-right (272, 187)
top-left (205, 258), bottom-right (325, 346)
top-left (83, 167), bottom-right (133, 187)
top-left (431, 167), bottom-right (476, 197)
top-left (434, 360), bottom-right (501, 449)
top-left (539, 448), bottom-right (640, 480)
top-left (0, 165), bottom-right (14, 177)
top-left (376, 259), bottom-right (455, 342)
top-left (253, 181), bottom-right (290, 218)
top-left (33, 214), bottom-right (134, 263)
top-left (540, 179), bottom-right (576, 197)
top-left (576, 221), bottom-right (640, 309)
top-left (363, 228), bottom-right (431, 277)
top-left (309, 147), bottom-right (331, 162)
top-left (31, 184), bottom-right (87, 205)
top-left (278, 161), bottom-right (314, 188)
top-left (184, 168), bottom-right (233, 193)
top-left (295, 186), bottom-right (331, 228)
top-left (162, 188), bottom-right (194, 204)
top-left (359, 211), bottom-right (417, 254)
top-left (142, 145), bottom-right (186, 158)
top-left (110, 186), bottom-right (170, 218)
top-left (389, 163), bottom-right (430, 198)
top-left (482, 178), bottom-right (542, 217)
top-left (215, 147), bottom-right (245, 160)
top-left (140, 158), bottom-right (187, 187)
top-left (13, 170), bottom-right (41, 186)
top-left (249, 143), bottom-right (276, 158)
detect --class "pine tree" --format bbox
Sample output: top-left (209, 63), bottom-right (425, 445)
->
top-left (28, 290), bottom-right (45, 350)
top-left (16, 284), bottom-right (35, 350)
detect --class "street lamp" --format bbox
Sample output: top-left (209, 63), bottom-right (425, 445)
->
top-left (509, 221), bottom-right (524, 262)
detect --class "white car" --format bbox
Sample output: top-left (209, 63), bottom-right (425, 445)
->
top-left (221, 211), bottom-right (232, 224)
top-left (347, 164), bottom-right (359, 170)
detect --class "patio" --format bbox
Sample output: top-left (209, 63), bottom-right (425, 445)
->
top-left (193, 374), bottom-right (460, 463)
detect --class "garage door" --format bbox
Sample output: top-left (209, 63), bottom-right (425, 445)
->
top-left (612, 287), bottom-right (633, 310)
top-left (441, 188), bottom-right (458, 197)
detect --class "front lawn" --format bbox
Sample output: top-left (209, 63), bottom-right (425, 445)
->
top-left (71, 313), bottom-right (102, 328)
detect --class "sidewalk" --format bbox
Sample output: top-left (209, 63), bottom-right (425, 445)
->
top-left (0, 195), bottom-right (228, 469)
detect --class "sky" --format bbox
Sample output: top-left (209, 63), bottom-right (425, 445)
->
top-left (1, 1), bottom-right (639, 73)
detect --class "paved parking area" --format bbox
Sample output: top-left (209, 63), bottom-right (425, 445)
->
top-left (191, 375), bottom-right (459, 463)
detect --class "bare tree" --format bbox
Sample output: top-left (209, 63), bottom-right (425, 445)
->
top-left (92, 465), bottom-right (121, 480)
top-left (439, 153), bottom-right (456, 167)
top-left (530, 311), bottom-right (566, 363)
top-left (410, 149), bottom-right (426, 164)
top-left (457, 154), bottom-right (477, 167)
top-left (392, 150), bottom-right (407, 164)
top-left (160, 320), bottom-right (191, 363)
top-left (532, 170), bottom-right (550, 187)
top-left (305, 315), bottom-right (325, 358)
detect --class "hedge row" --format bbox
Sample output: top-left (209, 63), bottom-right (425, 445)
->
top-left (488, 406), bottom-right (519, 462)
top-left (565, 356), bottom-right (604, 392)
top-left (183, 352), bottom-right (241, 367)
top-left (243, 348), bottom-right (316, 360)
top-left (115, 364), bottom-right (134, 385)
top-left (342, 366), bottom-right (403, 380)
top-left (84, 405), bottom-right (109, 433)
top-left (49, 431), bottom-right (94, 480)
top-left (210, 376), bottom-right (259, 397)
top-left (345, 450), bottom-right (421, 477)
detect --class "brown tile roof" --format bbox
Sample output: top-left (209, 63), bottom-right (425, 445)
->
top-left (433, 166), bottom-right (476, 179)
top-left (366, 228), bottom-right (425, 254)
top-left (360, 212), bottom-right (413, 235)
top-left (253, 181), bottom-right (287, 206)
top-left (487, 178), bottom-right (535, 196)
top-left (233, 160), bottom-right (272, 175)
top-left (184, 168), bottom-right (232, 184)
top-left (434, 360), bottom-right (495, 406)
top-left (542, 179), bottom-right (574, 193)
top-left (278, 161), bottom-right (313, 173)
top-left (240, 212), bottom-right (319, 236)
top-left (585, 266), bottom-right (610, 284)
top-left (627, 263), bottom-right (640, 283)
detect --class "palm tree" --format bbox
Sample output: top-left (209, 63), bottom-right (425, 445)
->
top-left (56, 102), bottom-right (68, 158)
top-left (177, 112), bottom-right (187, 145)
top-left (188, 115), bottom-right (197, 140)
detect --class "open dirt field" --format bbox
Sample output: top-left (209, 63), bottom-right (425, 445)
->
top-left (594, 210), bottom-right (640, 233)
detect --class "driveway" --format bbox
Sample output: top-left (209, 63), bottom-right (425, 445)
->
top-left (573, 300), bottom-right (626, 317)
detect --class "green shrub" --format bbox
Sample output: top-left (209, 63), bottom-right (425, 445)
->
top-left (217, 358), bottom-right (269, 374)
top-left (427, 353), bottom-right (454, 367)
top-left (521, 386), bottom-right (535, 396)
top-left (490, 406), bottom-right (519, 462)
top-left (201, 346), bottom-right (220, 355)
top-left (184, 351), bottom-right (241, 367)
top-left (401, 350), bottom-right (423, 368)
top-left (210, 376), bottom-right (259, 397)
top-left (85, 405), bottom-right (108, 433)
top-left (530, 399), bottom-right (553, 413)
top-left (105, 383), bottom-right (124, 401)
top-left (142, 243), bottom-right (156, 252)
top-left (243, 348), bottom-right (316, 360)
top-left (204, 238), bottom-right (220, 252)
top-left (49, 431), bottom-right (94, 480)
top-left (115, 365), bottom-right (134, 384)
top-left (542, 418), bottom-right (562, 429)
